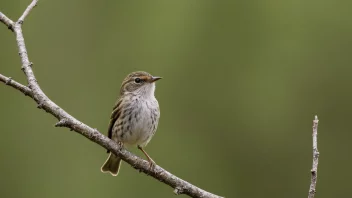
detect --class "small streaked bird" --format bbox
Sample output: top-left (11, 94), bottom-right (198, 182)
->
top-left (101, 71), bottom-right (161, 176)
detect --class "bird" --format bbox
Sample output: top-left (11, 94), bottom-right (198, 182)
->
top-left (101, 71), bottom-right (161, 176)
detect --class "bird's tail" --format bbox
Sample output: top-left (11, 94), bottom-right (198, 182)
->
top-left (101, 153), bottom-right (122, 176)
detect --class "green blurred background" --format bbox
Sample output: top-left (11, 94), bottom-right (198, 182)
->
top-left (1, 0), bottom-right (352, 197)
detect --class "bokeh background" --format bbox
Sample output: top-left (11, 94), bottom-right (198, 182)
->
top-left (1, 0), bottom-right (352, 197)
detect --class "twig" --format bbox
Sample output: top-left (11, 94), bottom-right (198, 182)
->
top-left (308, 115), bottom-right (320, 198)
top-left (18, 0), bottom-right (38, 24)
top-left (0, 12), bottom-right (14, 30)
top-left (0, 1), bottom-right (223, 198)
top-left (0, 74), bottom-right (33, 97)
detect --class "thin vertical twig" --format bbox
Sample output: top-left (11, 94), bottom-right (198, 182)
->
top-left (308, 115), bottom-right (319, 198)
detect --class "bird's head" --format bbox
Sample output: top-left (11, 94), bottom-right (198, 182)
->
top-left (120, 71), bottom-right (162, 97)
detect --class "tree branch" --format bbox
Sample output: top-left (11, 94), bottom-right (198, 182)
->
top-left (0, 1), bottom-right (223, 198)
top-left (0, 12), bottom-right (14, 30)
top-left (18, 0), bottom-right (38, 24)
top-left (0, 74), bottom-right (33, 97)
top-left (308, 115), bottom-right (319, 198)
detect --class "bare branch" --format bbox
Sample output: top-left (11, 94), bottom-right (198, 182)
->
top-left (0, 2), bottom-right (223, 198)
top-left (0, 12), bottom-right (14, 30)
top-left (18, 0), bottom-right (38, 24)
top-left (308, 115), bottom-right (320, 198)
top-left (0, 74), bottom-right (33, 97)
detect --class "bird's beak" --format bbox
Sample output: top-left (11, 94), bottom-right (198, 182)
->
top-left (150, 76), bottom-right (162, 82)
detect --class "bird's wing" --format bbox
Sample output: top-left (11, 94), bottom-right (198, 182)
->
top-left (107, 98), bottom-right (123, 153)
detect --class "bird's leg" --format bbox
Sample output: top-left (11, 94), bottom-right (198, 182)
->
top-left (137, 145), bottom-right (156, 170)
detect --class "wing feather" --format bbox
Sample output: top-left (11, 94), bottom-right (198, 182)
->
top-left (107, 98), bottom-right (123, 153)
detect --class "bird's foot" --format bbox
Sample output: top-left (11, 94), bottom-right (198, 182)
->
top-left (148, 158), bottom-right (156, 170)
top-left (138, 145), bottom-right (156, 171)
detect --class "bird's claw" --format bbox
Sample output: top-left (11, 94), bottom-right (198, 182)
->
top-left (148, 159), bottom-right (156, 171)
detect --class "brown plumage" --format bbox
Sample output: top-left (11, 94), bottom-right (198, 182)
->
top-left (101, 71), bottom-right (162, 176)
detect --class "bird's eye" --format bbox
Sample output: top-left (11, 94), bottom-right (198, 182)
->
top-left (135, 78), bottom-right (142, 83)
